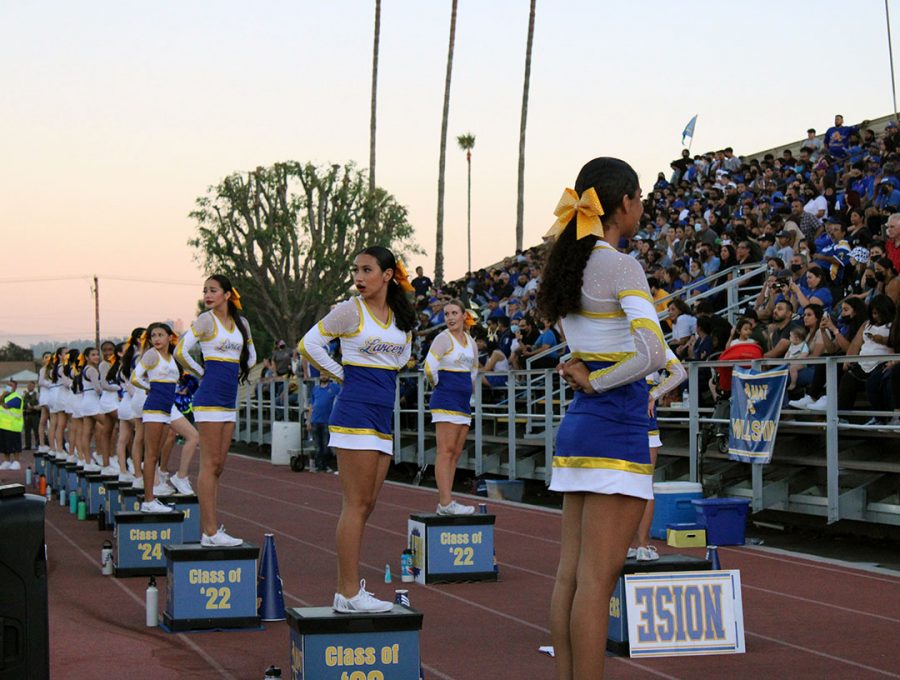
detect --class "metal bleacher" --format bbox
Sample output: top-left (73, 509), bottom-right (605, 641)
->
top-left (235, 261), bottom-right (900, 528)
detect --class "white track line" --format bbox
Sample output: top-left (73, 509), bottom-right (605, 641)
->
top-left (724, 545), bottom-right (900, 582)
top-left (216, 508), bottom-right (677, 680)
top-left (742, 583), bottom-right (900, 623)
top-left (226, 454), bottom-right (900, 677)
top-left (46, 519), bottom-right (239, 680)
top-left (745, 631), bottom-right (900, 679)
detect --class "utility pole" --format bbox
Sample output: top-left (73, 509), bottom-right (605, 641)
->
top-left (93, 275), bottom-right (100, 348)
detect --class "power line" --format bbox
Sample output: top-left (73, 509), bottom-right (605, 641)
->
top-left (0, 274), bottom-right (201, 287)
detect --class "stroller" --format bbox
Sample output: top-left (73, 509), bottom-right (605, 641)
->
top-left (698, 343), bottom-right (764, 459)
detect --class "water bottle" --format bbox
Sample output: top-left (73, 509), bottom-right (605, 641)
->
top-left (60, 488), bottom-right (66, 507)
top-left (98, 504), bottom-right (107, 531)
top-left (45, 484), bottom-right (51, 502)
top-left (401, 549), bottom-right (414, 582)
top-left (25, 466), bottom-right (33, 486)
top-left (146, 576), bottom-right (158, 626)
top-left (263, 666), bottom-right (282, 678)
top-left (101, 540), bottom-right (114, 576)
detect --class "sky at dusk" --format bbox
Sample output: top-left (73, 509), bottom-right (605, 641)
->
top-left (2, 0), bottom-right (897, 345)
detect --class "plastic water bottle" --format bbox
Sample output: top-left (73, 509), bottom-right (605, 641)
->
top-left (101, 540), bottom-right (113, 576)
top-left (384, 563), bottom-right (392, 583)
top-left (45, 484), bottom-right (51, 502)
top-left (401, 549), bottom-right (414, 583)
top-left (25, 466), bottom-right (32, 486)
top-left (146, 576), bottom-right (158, 626)
top-left (60, 488), bottom-right (66, 507)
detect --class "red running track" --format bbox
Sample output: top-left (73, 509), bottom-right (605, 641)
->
top-left (5, 451), bottom-right (900, 680)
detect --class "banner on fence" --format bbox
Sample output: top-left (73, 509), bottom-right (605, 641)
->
top-left (727, 365), bottom-right (788, 464)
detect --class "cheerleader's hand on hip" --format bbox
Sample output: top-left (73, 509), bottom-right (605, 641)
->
top-left (559, 358), bottom-right (595, 394)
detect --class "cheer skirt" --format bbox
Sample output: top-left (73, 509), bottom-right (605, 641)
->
top-left (328, 397), bottom-right (393, 455)
top-left (430, 371), bottom-right (472, 426)
top-left (99, 390), bottom-right (119, 415)
top-left (648, 411), bottom-right (661, 448)
top-left (193, 359), bottom-right (239, 423)
top-left (549, 361), bottom-right (653, 499)
top-left (80, 390), bottom-right (102, 418)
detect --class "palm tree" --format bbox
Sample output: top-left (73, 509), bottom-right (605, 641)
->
top-left (369, 0), bottom-right (381, 194)
top-left (516, 0), bottom-right (537, 252)
top-left (435, 0), bottom-right (458, 286)
top-left (457, 133), bottom-right (476, 273)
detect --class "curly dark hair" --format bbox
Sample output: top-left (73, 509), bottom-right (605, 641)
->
top-left (537, 157), bottom-right (639, 321)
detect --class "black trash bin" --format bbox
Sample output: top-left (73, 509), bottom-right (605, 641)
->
top-left (0, 483), bottom-right (49, 680)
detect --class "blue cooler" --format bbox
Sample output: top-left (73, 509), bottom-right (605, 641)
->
top-left (649, 482), bottom-right (703, 539)
top-left (691, 498), bottom-right (751, 546)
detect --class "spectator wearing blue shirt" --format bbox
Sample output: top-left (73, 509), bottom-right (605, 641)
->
top-left (307, 376), bottom-right (341, 472)
top-left (790, 265), bottom-right (833, 313)
top-left (874, 178), bottom-right (900, 212)
top-left (518, 317), bottom-right (560, 369)
top-left (427, 297), bottom-right (446, 326)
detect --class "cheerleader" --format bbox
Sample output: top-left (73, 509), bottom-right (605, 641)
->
top-left (424, 299), bottom-right (479, 515)
top-left (37, 352), bottom-right (52, 453)
top-left (62, 349), bottom-right (82, 463)
top-left (47, 347), bottom-right (68, 458)
top-left (627, 347), bottom-right (686, 561)
top-left (175, 275), bottom-right (254, 546)
top-left (97, 343), bottom-right (122, 473)
top-left (77, 347), bottom-right (109, 472)
top-left (300, 246), bottom-right (416, 613)
top-left (115, 328), bottom-right (145, 482)
top-left (538, 158), bottom-right (666, 678)
top-left (131, 323), bottom-right (198, 512)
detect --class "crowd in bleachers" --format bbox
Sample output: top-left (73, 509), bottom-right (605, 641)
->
top-left (403, 114), bottom-right (900, 424)
top-left (253, 115), bottom-right (900, 425)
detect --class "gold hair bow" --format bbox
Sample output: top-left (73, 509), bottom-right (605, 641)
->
top-left (138, 331), bottom-right (148, 348)
top-left (43, 354), bottom-right (52, 366)
top-left (169, 332), bottom-right (179, 346)
top-left (230, 288), bottom-right (243, 311)
top-left (464, 311), bottom-right (476, 329)
top-left (393, 258), bottom-right (415, 294)
top-left (77, 354), bottom-right (86, 368)
top-left (544, 187), bottom-right (605, 241)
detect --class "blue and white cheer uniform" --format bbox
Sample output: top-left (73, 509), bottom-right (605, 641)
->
top-left (300, 296), bottom-right (411, 455)
top-left (131, 349), bottom-right (184, 424)
top-left (176, 311), bottom-right (256, 423)
top-left (424, 329), bottom-right (478, 426)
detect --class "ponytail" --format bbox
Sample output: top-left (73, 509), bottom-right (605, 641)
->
top-left (359, 246), bottom-right (417, 332)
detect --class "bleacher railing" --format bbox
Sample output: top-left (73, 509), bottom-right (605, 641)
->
top-left (237, 352), bottom-right (900, 526)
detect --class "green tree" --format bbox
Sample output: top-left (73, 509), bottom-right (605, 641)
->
top-left (188, 161), bottom-right (419, 346)
top-left (0, 342), bottom-right (33, 362)
top-left (435, 0), bottom-right (458, 286)
top-left (516, 0), bottom-right (536, 252)
top-left (457, 132), bottom-right (475, 273)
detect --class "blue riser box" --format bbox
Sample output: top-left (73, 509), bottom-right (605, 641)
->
top-left (162, 543), bottom-right (259, 631)
top-left (408, 513), bottom-right (497, 584)
top-left (114, 511), bottom-right (184, 577)
top-left (122, 493), bottom-right (200, 543)
top-left (287, 606), bottom-right (423, 680)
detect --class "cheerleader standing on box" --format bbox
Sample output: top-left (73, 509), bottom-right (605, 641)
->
top-left (627, 347), bottom-right (686, 561)
top-left (79, 347), bottom-right (106, 471)
top-left (424, 299), bottom-right (479, 515)
top-left (175, 275), bottom-right (254, 546)
top-left (300, 246), bottom-right (416, 613)
top-left (131, 323), bottom-right (198, 512)
top-left (47, 347), bottom-right (67, 458)
top-left (37, 352), bottom-right (52, 453)
top-left (97, 341), bottom-right (120, 471)
top-left (62, 350), bottom-right (83, 463)
top-left (538, 158), bottom-right (666, 679)
top-left (115, 328), bottom-right (145, 482)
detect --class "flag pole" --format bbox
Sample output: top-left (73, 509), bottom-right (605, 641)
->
top-left (887, 0), bottom-right (899, 121)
